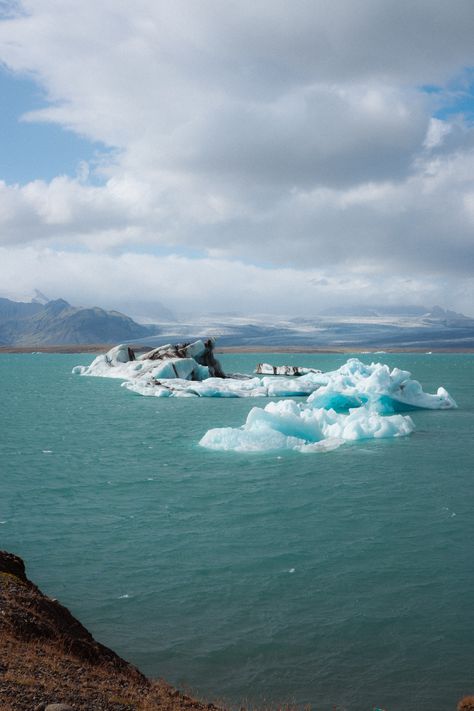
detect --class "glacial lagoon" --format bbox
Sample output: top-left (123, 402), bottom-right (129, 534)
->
top-left (1, 351), bottom-right (473, 710)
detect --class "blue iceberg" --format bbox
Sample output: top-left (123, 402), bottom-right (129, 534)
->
top-left (199, 398), bottom-right (415, 454)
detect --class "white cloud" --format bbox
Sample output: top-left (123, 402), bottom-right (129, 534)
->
top-left (423, 118), bottom-right (452, 150)
top-left (2, 246), bottom-right (473, 317)
top-left (0, 1), bottom-right (474, 314)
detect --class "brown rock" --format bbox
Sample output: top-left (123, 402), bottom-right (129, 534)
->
top-left (0, 549), bottom-right (143, 674)
top-left (0, 550), bottom-right (217, 711)
top-left (0, 550), bottom-right (27, 581)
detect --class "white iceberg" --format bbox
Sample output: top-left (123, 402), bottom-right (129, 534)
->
top-left (255, 363), bottom-right (322, 376)
top-left (72, 341), bottom-right (213, 383)
top-left (73, 348), bottom-right (456, 412)
top-left (73, 345), bottom-right (458, 454)
top-left (200, 399), bottom-right (415, 453)
top-left (123, 375), bottom-right (269, 399)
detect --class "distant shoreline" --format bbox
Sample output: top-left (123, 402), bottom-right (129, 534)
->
top-left (219, 346), bottom-right (474, 354)
top-left (1, 343), bottom-right (474, 354)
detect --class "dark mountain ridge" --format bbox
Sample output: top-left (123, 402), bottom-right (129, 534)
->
top-left (0, 297), bottom-right (152, 346)
top-left (0, 297), bottom-right (43, 324)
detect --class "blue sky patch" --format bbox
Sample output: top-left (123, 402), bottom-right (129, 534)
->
top-left (0, 69), bottom-right (107, 184)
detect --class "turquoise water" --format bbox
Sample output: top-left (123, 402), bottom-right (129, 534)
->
top-left (1, 352), bottom-right (473, 711)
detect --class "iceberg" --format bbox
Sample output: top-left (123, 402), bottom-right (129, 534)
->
top-left (72, 340), bottom-right (221, 383)
top-left (305, 358), bottom-right (457, 413)
top-left (73, 347), bottom-right (456, 411)
top-left (200, 399), bottom-right (415, 453)
top-left (123, 375), bottom-right (269, 399)
top-left (255, 363), bottom-right (322, 376)
top-left (73, 344), bottom-right (457, 454)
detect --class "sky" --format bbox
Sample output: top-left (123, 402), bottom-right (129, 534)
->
top-left (0, 0), bottom-right (473, 319)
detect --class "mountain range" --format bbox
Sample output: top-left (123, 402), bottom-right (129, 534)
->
top-left (1, 294), bottom-right (473, 348)
top-left (0, 296), bottom-right (151, 346)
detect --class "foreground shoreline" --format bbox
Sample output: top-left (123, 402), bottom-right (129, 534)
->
top-left (1, 553), bottom-right (472, 710)
top-left (1, 343), bottom-right (474, 354)
top-left (0, 550), bottom-right (213, 711)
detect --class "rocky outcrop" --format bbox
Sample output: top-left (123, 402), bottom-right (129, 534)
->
top-left (0, 551), bottom-right (139, 672)
top-left (0, 550), bottom-right (213, 711)
top-left (0, 551), bottom-right (27, 581)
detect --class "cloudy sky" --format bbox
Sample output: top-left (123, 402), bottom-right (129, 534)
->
top-left (0, 0), bottom-right (473, 318)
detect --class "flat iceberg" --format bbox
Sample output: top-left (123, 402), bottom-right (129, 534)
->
top-left (200, 399), bottom-right (415, 453)
top-left (255, 363), bottom-right (322, 376)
